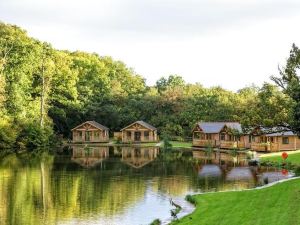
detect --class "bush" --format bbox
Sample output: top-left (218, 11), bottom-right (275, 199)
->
top-left (0, 124), bottom-right (17, 149)
top-left (294, 166), bottom-right (300, 176)
top-left (185, 194), bottom-right (197, 205)
top-left (16, 122), bottom-right (54, 150)
top-left (162, 134), bottom-right (172, 150)
top-left (149, 219), bottom-right (161, 225)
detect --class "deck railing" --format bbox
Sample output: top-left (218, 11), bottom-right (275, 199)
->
top-left (220, 141), bottom-right (238, 149)
top-left (251, 142), bottom-right (279, 152)
top-left (251, 142), bottom-right (270, 151)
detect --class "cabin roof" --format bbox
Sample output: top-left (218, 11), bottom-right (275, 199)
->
top-left (266, 131), bottom-right (296, 137)
top-left (196, 122), bottom-right (242, 133)
top-left (254, 126), bottom-right (296, 136)
top-left (71, 121), bottom-right (109, 131)
top-left (121, 121), bottom-right (157, 131)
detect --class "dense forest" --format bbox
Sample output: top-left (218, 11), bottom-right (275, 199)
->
top-left (0, 22), bottom-right (299, 151)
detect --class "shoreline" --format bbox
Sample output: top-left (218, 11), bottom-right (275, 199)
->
top-left (168, 175), bottom-right (300, 224)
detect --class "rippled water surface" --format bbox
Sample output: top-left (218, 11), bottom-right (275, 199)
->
top-left (0, 146), bottom-right (291, 225)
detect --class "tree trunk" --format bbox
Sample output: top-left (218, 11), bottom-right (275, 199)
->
top-left (40, 62), bottom-right (45, 128)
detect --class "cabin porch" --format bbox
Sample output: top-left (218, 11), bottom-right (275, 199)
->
top-left (122, 130), bottom-right (158, 143)
top-left (72, 130), bottom-right (109, 143)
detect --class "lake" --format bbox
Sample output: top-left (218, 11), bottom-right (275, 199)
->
top-left (0, 146), bottom-right (292, 225)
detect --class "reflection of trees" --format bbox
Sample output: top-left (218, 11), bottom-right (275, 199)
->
top-left (0, 152), bottom-right (146, 225)
top-left (0, 152), bottom-right (54, 225)
top-left (0, 149), bottom-right (278, 225)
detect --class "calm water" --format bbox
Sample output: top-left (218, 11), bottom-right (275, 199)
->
top-left (0, 146), bottom-right (292, 225)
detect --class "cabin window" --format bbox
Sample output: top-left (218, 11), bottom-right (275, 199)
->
top-left (94, 132), bottom-right (99, 139)
top-left (206, 134), bottom-right (212, 140)
top-left (127, 131), bottom-right (131, 138)
top-left (270, 137), bottom-right (274, 143)
top-left (282, 137), bottom-right (289, 144)
top-left (220, 133), bottom-right (225, 141)
top-left (144, 131), bottom-right (149, 140)
top-left (78, 131), bottom-right (82, 137)
top-left (248, 135), bottom-right (252, 143)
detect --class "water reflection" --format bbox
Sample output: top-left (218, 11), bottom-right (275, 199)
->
top-left (71, 146), bottom-right (109, 168)
top-left (121, 147), bottom-right (159, 168)
top-left (0, 147), bottom-right (292, 225)
top-left (193, 150), bottom-right (248, 166)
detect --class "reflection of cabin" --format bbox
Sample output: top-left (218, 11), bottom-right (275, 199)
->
top-left (198, 165), bottom-right (223, 178)
top-left (250, 127), bottom-right (300, 152)
top-left (121, 121), bottom-right (158, 143)
top-left (259, 171), bottom-right (290, 184)
top-left (72, 121), bottom-right (109, 143)
top-left (193, 150), bottom-right (248, 166)
top-left (226, 167), bottom-right (255, 181)
top-left (121, 147), bottom-right (159, 168)
top-left (71, 146), bottom-right (109, 168)
top-left (192, 122), bottom-right (249, 149)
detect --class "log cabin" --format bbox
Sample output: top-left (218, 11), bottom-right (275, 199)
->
top-left (192, 122), bottom-right (249, 149)
top-left (250, 127), bottom-right (300, 152)
top-left (121, 121), bottom-right (158, 143)
top-left (71, 121), bottom-right (109, 143)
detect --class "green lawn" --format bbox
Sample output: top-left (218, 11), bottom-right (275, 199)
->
top-left (171, 178), bottom-right (300, 225)
top-left (260, 152), bottom-right (300, 166)
top-left (170, 141), bottom-right (193, 148)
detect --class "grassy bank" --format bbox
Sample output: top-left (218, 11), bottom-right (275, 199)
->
top-left (169, 141), bottom-right (193, 148)
top-left (260, 151), bottom-right (300, 166)
top-left (171, 178), bottom-right (300, 225)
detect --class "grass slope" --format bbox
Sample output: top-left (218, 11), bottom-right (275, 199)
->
top-left (170, 141), bottom-right (193, 148)
top-left (260, 152), bottom-right (300, 166)
top-left (171, 178), bottom-right (300, 225)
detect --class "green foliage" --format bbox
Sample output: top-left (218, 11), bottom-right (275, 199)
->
top-left (271, 43), bottom-right (300, 134)
top-left (149, 219), bottom-right (161, 225)
top-left (16, 122), bottom-right (53, 150)
top-left (162, 134), bottom-right (173, 150)
top-left (0, 22), bottom-right (297, 153)
top-left (185, 194), bottom-right (197, 205)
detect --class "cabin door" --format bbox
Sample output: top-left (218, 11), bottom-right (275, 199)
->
top-left (85, 131), bottom-right (92, 141)
top-left (134, 131), bottom-right (141, 142)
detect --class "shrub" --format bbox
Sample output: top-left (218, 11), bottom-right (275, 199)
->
top-left (185, 194), bottom-right (197, 205)
top-left (149, 219), bottom-right (161, 225)
top-left (162, 133), bottom-right (173, 150)
top-left (15, 122), bottom-right (54, 150)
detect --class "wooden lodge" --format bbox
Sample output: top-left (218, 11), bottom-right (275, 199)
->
top-left (192, 122), bottom-right (250, 149)
top-left (121, 121), bottom-right (158, 143)
top-left (71, 121), bottom-right (109, 143)
top-left (192, 122), bottom-right (300, 152)
top-left (250, 127), bottom-right (300, 152)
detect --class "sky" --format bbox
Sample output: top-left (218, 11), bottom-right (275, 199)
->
top-left (1, 0), bottom-right (300, 91)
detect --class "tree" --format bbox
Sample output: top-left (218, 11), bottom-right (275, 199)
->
top-left (271, 43), bottom-right (300, 134)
